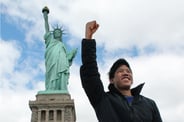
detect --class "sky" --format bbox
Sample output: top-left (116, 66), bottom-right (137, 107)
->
top-left (0, 0), bottom-right (184, 122)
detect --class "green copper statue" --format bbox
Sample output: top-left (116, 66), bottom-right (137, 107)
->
top-left (40, 6), bottom-right (77, 94)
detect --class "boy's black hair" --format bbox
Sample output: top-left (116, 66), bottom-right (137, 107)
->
top-left (108, 58), bottom-right (132, 80)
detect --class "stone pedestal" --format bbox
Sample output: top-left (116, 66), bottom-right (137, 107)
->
top-left (29, 94), bottom-right (76, 122)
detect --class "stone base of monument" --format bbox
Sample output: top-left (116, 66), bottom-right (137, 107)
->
top-left (29, 93), bottom-right (76, 122)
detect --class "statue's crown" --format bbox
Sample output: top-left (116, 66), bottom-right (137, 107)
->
top-left (53, 24), bottom-right (63, 31)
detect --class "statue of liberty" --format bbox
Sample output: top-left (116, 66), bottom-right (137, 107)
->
top-left (40, 6), bottom-right (77, 94)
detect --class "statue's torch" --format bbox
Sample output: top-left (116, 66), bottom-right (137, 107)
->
top-left (42, 6), bottom-right (50, 14)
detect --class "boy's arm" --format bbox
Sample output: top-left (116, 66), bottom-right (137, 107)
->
top-left (80, 39), bottom-right (105, 107)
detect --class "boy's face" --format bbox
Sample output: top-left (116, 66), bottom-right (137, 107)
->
top-left (110, 65), bottom-right (133, 90)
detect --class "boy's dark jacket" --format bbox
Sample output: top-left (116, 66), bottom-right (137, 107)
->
top-left (80, 39), bottom-right (162, 122)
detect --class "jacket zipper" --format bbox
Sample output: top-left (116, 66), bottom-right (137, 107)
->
top-left (115, 94), bottom-right (135, 122)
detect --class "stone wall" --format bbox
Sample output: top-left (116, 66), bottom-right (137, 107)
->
top-left (29, 94), bottom-right (76, 122)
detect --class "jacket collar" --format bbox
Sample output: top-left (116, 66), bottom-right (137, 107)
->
top-left (108, 83), bottom-right (145, 96)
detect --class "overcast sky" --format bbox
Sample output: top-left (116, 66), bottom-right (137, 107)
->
top-left (1, 0), bottom-right (184, 122)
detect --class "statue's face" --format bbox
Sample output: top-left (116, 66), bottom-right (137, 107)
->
top-left (53, 29), bottom-right (62, 39)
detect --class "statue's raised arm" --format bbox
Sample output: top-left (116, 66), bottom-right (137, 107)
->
top-left (42, 6), bottom-right (50, 33)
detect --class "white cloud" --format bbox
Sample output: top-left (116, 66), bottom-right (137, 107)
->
top-left (2, 0), bottom-right (184, 53)
top-left (0, 39), bottom-right (20, 73)
top-left (0, 39), bottom-right (21, 89)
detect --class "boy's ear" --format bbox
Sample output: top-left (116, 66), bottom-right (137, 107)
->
top-left (110, 79), bottom-right (114, 83)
